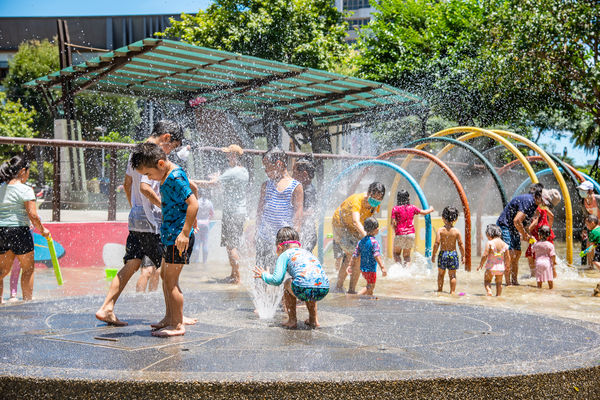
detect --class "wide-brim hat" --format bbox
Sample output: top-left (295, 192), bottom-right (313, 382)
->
top-left (542, 188), bottom-right (561, 208)
top-left (222, 144), bottom-right (243, 155)
top-left (577, 181), bottom-right (594, 192)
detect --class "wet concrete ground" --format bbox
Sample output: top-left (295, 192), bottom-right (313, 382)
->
top-left (2, 252), bottom-right (600, 398)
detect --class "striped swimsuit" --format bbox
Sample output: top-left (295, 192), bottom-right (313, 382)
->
top-left (257, 179), bottom-right (300, 241)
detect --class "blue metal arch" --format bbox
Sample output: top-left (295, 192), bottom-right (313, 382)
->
top-left (514, 168), bottom-right (600, 197)
top-left (318, 160), bottom-right (432, 261)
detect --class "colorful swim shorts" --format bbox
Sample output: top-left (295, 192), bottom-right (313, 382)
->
top-left (361, 271), bottom-right (377, 284)
top-left (291, 284), bottom-right (329, 302)
top-left (438, 250), bottom-right (459, 270)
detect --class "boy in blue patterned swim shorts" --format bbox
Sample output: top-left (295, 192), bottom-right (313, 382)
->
top-left (432, 206), bottom-right (465, 294)
top-left (254, 227), bottom-right (329, 329)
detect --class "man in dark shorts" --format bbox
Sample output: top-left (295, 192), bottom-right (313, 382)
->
top-left (194, 144), bottom-right (249, 284)
top-left (95, 121), bottom-right (183, 326)
top-left (496, 184), bottom-right (556, 285)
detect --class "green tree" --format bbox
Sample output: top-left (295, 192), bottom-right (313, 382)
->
top-left (480, 0), bottom-right (600, 162)
top-left (355, 0), bottom-right (565, 132)
top-left (2, 39), bottom-right (59, 138)
top-left (0, 92), bottom-right (37, 156)
top-left (158, 0), bottom-right (349, 71)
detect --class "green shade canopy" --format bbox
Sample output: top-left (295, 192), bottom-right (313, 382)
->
top-left (26, 38), bottom-right (425, 128)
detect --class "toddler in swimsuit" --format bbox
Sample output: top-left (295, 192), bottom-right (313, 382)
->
top-left (432, 206), bottom-right (465, 294)
top-left (350, 217), bottom-right (387, 296)
top-left (478, 224), bottom-right (510, 296)
top-left (532, 226), bottom-right (556, 289)
top-left (254, 227), bottom-right (329, 329)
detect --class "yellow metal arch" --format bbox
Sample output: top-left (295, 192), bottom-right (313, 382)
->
top-left (491, 129), bottom-right (573, 265)
top-left (386, 127), bottom-right (539, 260)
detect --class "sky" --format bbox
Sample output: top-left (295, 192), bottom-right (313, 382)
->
top-left (0, 0), bottom-right (211, 17)
top-left (537, 132), bottom-right (593, 167)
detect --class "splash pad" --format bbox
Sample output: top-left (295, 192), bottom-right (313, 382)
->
top-left (3, 288), bottom-right (600, 399)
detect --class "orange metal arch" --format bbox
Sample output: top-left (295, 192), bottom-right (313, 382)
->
top-left (375, 148), bottom-right (472, 270)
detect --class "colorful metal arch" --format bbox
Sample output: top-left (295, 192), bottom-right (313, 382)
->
top-left (318, 160), bottom-right (432, 262)
top-left (482, 144), bottom-right (582, 191)
top-left (403, 137), bottom-right (508, 207)
top-left (373, 148), bottom-right (472, 269)
top-left (387, 127), bottom-right (539, 264)
top-left (491, 129), bottom-right (574, 265)
top-left (514, 167), bottom-right (573, 196)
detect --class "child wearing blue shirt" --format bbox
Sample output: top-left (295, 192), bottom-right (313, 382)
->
top-left (132, 142), bottom-right (198, 337)
top-left (350, 217), bottom-right (387, 296)
top-left (254, 227), bottom-right (329, 329)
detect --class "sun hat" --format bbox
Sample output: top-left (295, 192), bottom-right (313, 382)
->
top-left (541, 188), bottom-right (561, 207)
top-left (577, 181), bottom-right (594, 192)
top-left (222, 144), bottom-right (243, 155)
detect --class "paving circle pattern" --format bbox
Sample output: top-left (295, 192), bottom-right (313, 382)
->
top-left (1, 289), bottom-right (600, 385)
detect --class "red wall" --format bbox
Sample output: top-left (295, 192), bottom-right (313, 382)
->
top-left (40, 222), bottom-right (129, 268)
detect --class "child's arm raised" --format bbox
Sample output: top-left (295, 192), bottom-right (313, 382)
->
top-left (259, 252), bottom-right (289, 286)
top-left (175, 194), bottom-right (198, 256)
top-left (431, 228), bottom-right (441, 263)
top-left (419, 207), bottom-right (434, 215)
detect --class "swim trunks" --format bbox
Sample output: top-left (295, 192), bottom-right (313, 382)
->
top-left (291, 283), bottom-right (329, 302)
top-left (438, 250), bottom-right (459, 270)
top-left (361, 271), bottom-right (377, 284)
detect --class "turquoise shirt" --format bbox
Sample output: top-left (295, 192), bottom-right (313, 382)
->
top-left (262, 247), bottom-right (329, 289)
top-left (0, 183), bottom-right (35, 227)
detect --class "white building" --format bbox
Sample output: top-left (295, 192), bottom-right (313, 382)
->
top-left (334, 0), bottom-right (376, 41)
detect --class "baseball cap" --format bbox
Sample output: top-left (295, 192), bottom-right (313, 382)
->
top-left (541, 188), bottom-right (561, 208)
top-left (577, 181), bottom-right (594, 192)
top-left (222, 144), bottom-right (243, 155)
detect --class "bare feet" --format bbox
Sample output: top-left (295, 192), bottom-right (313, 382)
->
top-left (512, 280), bottom-right (520, 286)
top-left (346, 290), bottom-right (357, 295)
top-left (281, 319), bottom-right (297, 329)
top-left (95, 309), bottom-right (128, 326)
top-left (305, 319), bottom-right (320, 328)
top-left (151, 325), bottom-right (185, 337)
top-left (151, 316), bottom-right (197, 330)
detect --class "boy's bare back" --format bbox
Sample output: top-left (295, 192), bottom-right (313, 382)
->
top-left (437, 227), bottom-right (462, 251)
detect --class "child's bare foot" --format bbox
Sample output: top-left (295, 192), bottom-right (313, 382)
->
top-left (450, 291), bottom-right (456, 295)
top-left (151, 316), bottom-right (197, 329)
top-left (95, 309), bottom-right (128, 326)
top-left (151, 325), bottom-right (185, 337)
top-left (281, 319), bottom-right (297, 329)
top-left (346, 290), bottom-right (357, 295)
top-left (305, 319), bottom-right (320, 328)
top-left (486, 291), bottom-right (493, 296)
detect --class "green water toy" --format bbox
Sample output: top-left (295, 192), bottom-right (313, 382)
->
top-left (580, 244), bottom-right (596, 258)
top-left (47, 235), bottom-right (63, 286)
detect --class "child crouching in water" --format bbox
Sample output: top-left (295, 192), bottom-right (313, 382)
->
top-left (254, 227), bottom-right (329, 329)
top-left (532, 226), bottom-right (556, 289)
top-left (350, 217), bottom-right (387, 296)
top-left (477, 224), bottom-right (510, 296)
top-left (432, 206), bottom-right (465, 294)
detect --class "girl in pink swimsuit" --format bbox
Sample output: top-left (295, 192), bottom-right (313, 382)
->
top-left (478, 224), bottom-right (510, 296)
top-left (532, 226), bottom-right (556, 289)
